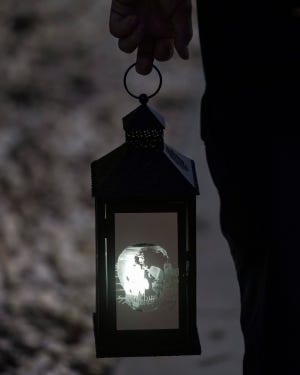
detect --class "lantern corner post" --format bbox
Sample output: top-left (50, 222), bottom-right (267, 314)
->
top-left (92, 196), bottom-right (102, 358)
top-left (191, 195), bottom-right (201, 354)
top-left (93, 312), bottom-right (100, 357)
top-left (185, 195), bottom-right (201, 355)
top-left (92, 194), bottom-right (110, 358)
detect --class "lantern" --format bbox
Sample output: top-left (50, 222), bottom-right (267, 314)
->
top-left (91, 64), bottom-right (201, 357)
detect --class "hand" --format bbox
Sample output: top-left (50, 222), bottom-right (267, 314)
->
top-left (109, 0), bottom-right (193, 74)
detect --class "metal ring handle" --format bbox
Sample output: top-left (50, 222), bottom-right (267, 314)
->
top-left (123, 63), bottom-right (162, 103)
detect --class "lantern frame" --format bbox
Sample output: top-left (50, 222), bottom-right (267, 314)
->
top-left (93, 196), bottom-right (201, 357)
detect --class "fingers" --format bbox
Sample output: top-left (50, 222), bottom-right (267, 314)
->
top-left (110, 0), bottom-right (192, 70)
top-left (154, 38), bottom-right (174, 61)
top-left (172, 0), bottom-right (193, 59)
top-left (136, 37), bottom-right (155, 75)
top-left (110, 11), bottom-right (138, 38)
top-left (118, 23), bottom-right (145, 53)
top-left (109, 0), bottom-right (139, 38)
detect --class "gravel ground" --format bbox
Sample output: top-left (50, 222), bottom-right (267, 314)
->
top-left (0, 1), bottom-right (243, 374)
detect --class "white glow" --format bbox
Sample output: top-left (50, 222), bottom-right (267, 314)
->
top-left (123, 263), bottom-right (149, 296)
top-left (116, 244), bottom-right (179, 312)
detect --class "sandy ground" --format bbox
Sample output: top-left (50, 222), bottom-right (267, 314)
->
top-left (0, 1), bottom-right (243, 374)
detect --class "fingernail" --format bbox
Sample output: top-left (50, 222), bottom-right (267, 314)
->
top-left (136, 62), bottom-right (152, 75)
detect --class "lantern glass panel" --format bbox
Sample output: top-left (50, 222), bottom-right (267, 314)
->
top-left (114, 212), bottom-right (179, 330)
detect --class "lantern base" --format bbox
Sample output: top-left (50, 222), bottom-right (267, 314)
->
top-left (93, 313), bottom-right (201, 358)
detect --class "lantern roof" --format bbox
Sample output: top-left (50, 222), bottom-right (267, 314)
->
top-left (123, 104), bottom-right (166, 132)
top-left (91, 142), bottom-right (199, 198)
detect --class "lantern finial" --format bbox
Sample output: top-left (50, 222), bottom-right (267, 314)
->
top-left (139, 93), bottom-right (149, 105)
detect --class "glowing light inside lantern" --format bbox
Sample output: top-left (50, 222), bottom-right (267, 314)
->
top-left (116, 244), bottom-right (178, 312)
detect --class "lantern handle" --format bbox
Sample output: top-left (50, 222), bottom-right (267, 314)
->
top-left (123, 63), bottom-right (162, 105)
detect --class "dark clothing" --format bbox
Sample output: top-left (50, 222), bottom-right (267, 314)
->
top-left (196, 0), bottom-right (298, 141)
top-left (204, 137), bottom-right (300, 374)
top-left (196, 1), bottom-right (299, 373)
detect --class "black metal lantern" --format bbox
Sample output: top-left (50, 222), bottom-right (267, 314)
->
top-left (91, 64), bottom-right (201, 357)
